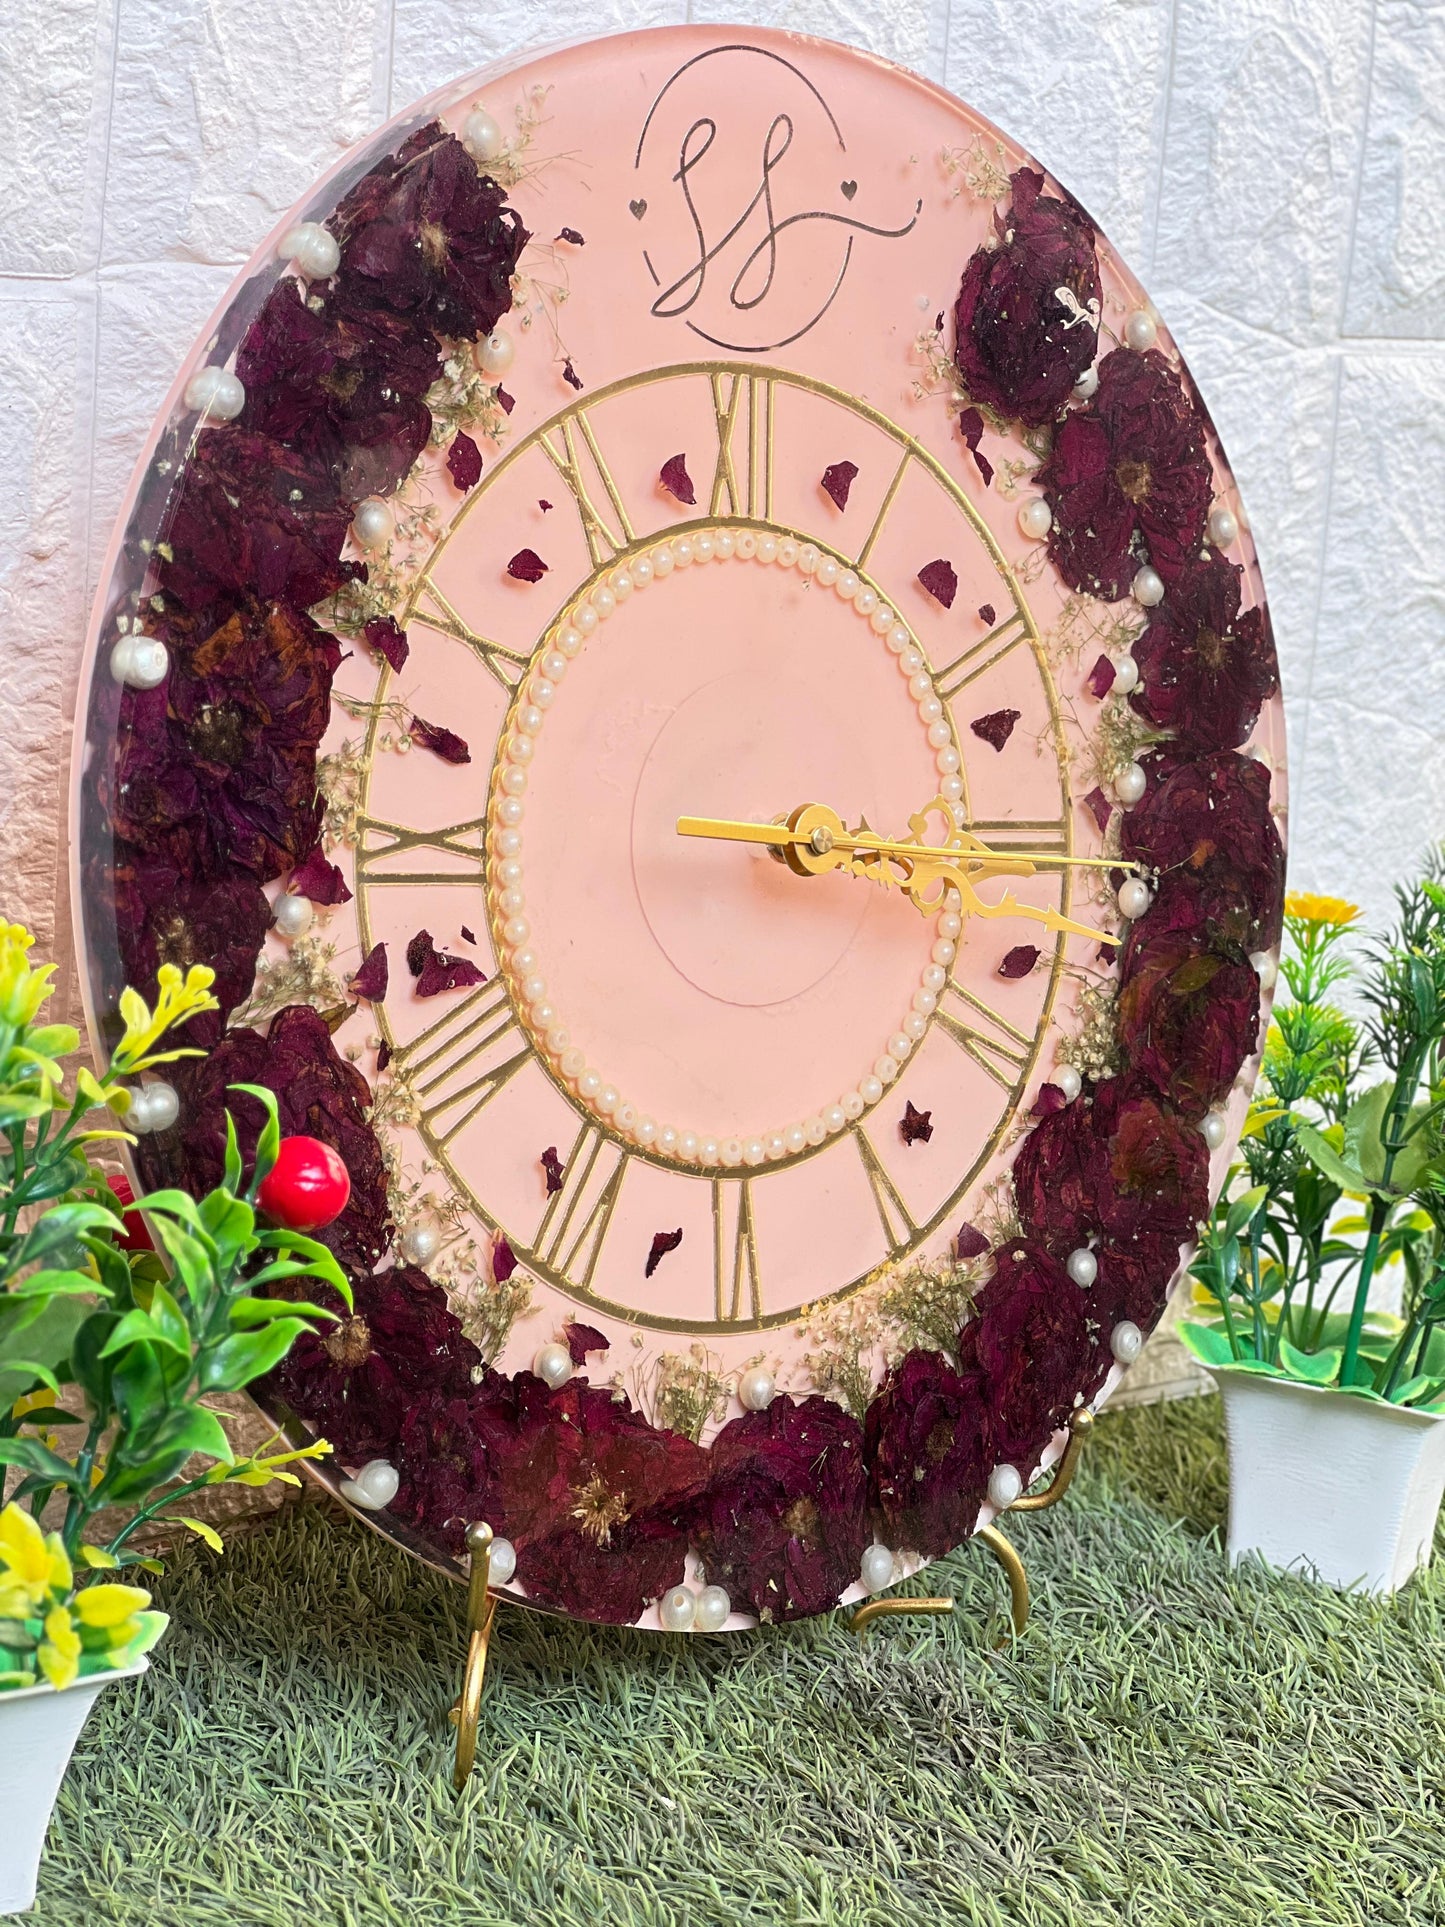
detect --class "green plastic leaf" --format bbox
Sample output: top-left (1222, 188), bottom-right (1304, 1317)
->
top-left (230, 1083), bottom-right (281, 1194)
top-left (1343, 1083), bottom-right (1436, 1194)
top-left (14, 1202), bottom-right (122, 1267)
top-left (198, 1319), bottom-right (314, 1393)
top-left (0, 1436), bottom-right (81, 1485)
top-left (1277, 1339), bottom-right (1342, 1386)
top-left (99, 1305), bottom-right (189, 1362)
top-left (222, 1108), bottom-right (243, 1198)
top-left (1295, 1123), bottom-right (1374, 1196)
top-left (1224, 1186), bottom-right (1269, 1242)
top-left (1177, 1321), bottom-right (1237, 1366)
top-left (227, 1295), bottom-right (338, 1328)
top-left (174, 1516), bottom-right (224, 1554)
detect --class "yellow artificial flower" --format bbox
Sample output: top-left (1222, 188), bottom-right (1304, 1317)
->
top-left (0, 1501), bottom-right (72, 1603)
top-left (1285, 892), bottom-right (1361, 928)
top-left (36, 1606), bottom-right (82, 1690)
top-left (71, 1583), bottom-right (152, 1629)
top-left (111, 963), bottom-right (219, 1074)
top-left (0, 922), bottom-right (55, 1028)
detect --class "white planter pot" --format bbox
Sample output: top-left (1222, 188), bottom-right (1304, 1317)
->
top-left (0, 1660), bottom-right (148, 1916)
top-left (1211, 1368), bottom-right (1445, 1594)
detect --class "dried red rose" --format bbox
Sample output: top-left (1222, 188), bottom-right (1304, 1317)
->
top-left (290, 846), bottom-right (352, 906)
top-left (696, 1396), bottom-right (868, 1621)
top-left (659, 453), bottom-right (696, 506)
top-left (1038, 347), bottom-right (1212, 600)
top-left (952, 167), bottom-right (1100, 428)
top-left (918, 558), bottom-right (958, 608)
top-left (1119, 749), bottom-right (1284, 950)
top-left (265, 1264), bottom-right (482, 1463)
top-left (999, 944), bottom-right (1039, 980)
top-left (957, 1241), bottom-right (1090, 1466)
top-left (364, 615), bottom-right (409, 672)
top-left (492, 1232), bottom-right (518, 1283)
top-left (865, 1348), bottom-right (989, 1556)
top-left (957, 406), bottom-right (994, 487)
top-left (821, 461), bottom-right (858, 510)
top-left (447, 431), bottom-right (483, 491)
top-left (106, 857), bottom-right (271, 1031)
top-left (409, 715), bottom-right (471, 764)
top-left (1117, 931), bottom-right (1259, 1117)
top-left (349, 942), bottom-right (388, 1001)
top-left (565, 1322), bottom-right (609, 1364)
top-left (541, 1146), bottom-right (564, 1195)
top-left (389, 1379), bottom-right (517, 1556)
top-left (1031, 1082), bottom-right (1067, 1118)
top-left (900, 1101), bottom-right (933, 1145)
top-left (507, 549), bottom-right (548, 583)
top-left (1012, 1071), bottom-right (1209, 1255)
top-left (971, 709), bottom-right (1020, 752)
top-left (645, 1228), bottom-right (683, 1278)
top-left (1131, 552), bottom-right (1279, 751)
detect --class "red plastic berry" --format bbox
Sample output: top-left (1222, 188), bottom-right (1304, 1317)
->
top-left (105, 1172), bottom-right (155, 1253)
top-left (257, 1136), bottom-right (351, 1233)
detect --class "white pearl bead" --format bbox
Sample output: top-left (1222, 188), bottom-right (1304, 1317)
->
top-left (886, 624), bottom-right (911, 654)
top-left (502, 916), bottom-right (530, 947)
top-left (657, 1125), bottom-right (679, 1155)
top-left (824, 1104), bottom-right (847, 1135)
top-left (184, 364), bottom-right (245, 421)
top-left (660, 1585), bottom-right (696, 1631)
top-left (1200, 1111), bottom-right (1228, 1151)
top-left (1111, 1320), bottom-right (1144, 1364)
top-left (351, 497), bottom-right (394, 551)
top-left (925, 720), bottom-right (952, 751)
top-left (1073, 364), bottom-right (1099, 401)
top-left (1111, 653), bottom-right (1140, 695)
top-left (854, 586), bottom-right (878, 617)
top-left (939, 912), bottom-right (962, 940)
top-left (499, 798), bottom-right (525, 827)
top-left (339, 1459), bottom-right (399, 1511)
top-left (859, 1076), bottom-right (883, 1105)
top-left (557, 626), bottom-right (584, 657)
top-left (462, 104), bottom-right (503, 164)
top-left (935, 746), bottom-right (961, 775)
top-left (784, 1124), bottom-right (807, 1155)
top-left (739, 1366), bottom-right (775, 1412)
top-left (109, 635), bottom-right (170, 689)
top-left (1132, 565), bottom-right (1165, 608)
top-left (1118, 878), bottom-right (1152, 920)
top-left (908, 671), bottom-right (932, 702)
top-left (694, 1584), bottom-right (731, 1632)
top-left (494, 829), bottom-right (522, 857)
top-left (487, 1536), bottom-right (517, 1585)
top-left (272, 893), bottom-right (312, 939)
top-left (1067, 1248), bottom-right (1098, 1288)
top-left (911, 989), bottom-right (937, 1017)
top-left (507, 739), bottom-right (534, 772)
top-left (756, 534), bottom-right (778, 565)
top-left (574, 605), bottom-right (599, 637)
top-left (1208, 504), bottom-right (1239, 549)
top-left (545, 1026), bottom-right (569, 1056)
top-left (500, 767), bottom-right (527, 798)
top-left (652, 546), bottom-right (676, 579)
top-left (512, 946), bottom-right (538, 974)
top-left (680, 1132), bottom-right (700, 1162)
top-left (1055, 1065), bottom-right (1083, 1103)
top-left (899, 646), bottom-right (924, 676)
top-left (540, 649), bottom-right (567, 682)
top-left (735, 532), bottom-right (757, 560)
top-left (1115, 762), bottom-right (1147, 806)
top-left (399, 1219), bottom-right (440, 1266)
top-left (764, 1133), bottom-right (786, 1161)
top-left (671, 537), bottom-right (694, 568)
top-left (280, 221), bottom-right (340, 281)
top-left (921, 964), bottom-right (947, 995)
top-left (479, 329), bottom-right (514, 375)
top-left (804, 1115), bottom-right (827, 1146)
top-left (631, 1116), bottom-right (655, 1147)
top-left (700, 1137), bottom-right (720, 1166)
top-left (841, 1090), bottom-right (864, 1120)
top-left (875, 1054), bottom-right (900, 1083)
top-left (870, 604), bottom-right (895, 635)
top-left (776, 538), bottom-right (798, 568)
top-left (932, 940), bottom-right (956, 967)
top-left (988, 1464), bottom-right (1022, 1510)
top-left (594, 1085), bottom-right (618, 1116)
top-left (797, 543), bottom-right (819, 574)
top-left (578, 1069), bottom-right (602, 1099)
top-left (141, 1081), bottom-right (179, 1132)
top-left (721, 1138), bottom-right (743, 1167)
top-left (743, 1138), bottom-right (766, 1166)
top-left (535, 1343), bottom-right (572, 1389)
top-left (1018, 497), bottom-right (1052, 539)
top-left (614, 1102), bottom-right (637, 1134)
top-left (632, 556), bottom-right (655, 587)
top-left (591, 585), bottom-right (617, 620)
top-left (860, 1544), bottom-right (896, 1594)
top-left (887, 1034), bottom-right (912, 1063)
top-left (940, 774), bottom-right (964, 802)
top-left (692, 536), bottom-right (715, 565)
top-left (903, 1011), bottom-right (928, 1042)
top-left (560, 1048), bottom-right (586, 1078)
top-left (816, 555), bottom-right (839, 587)
top-left (714, 532), bottom-right (736, 561)
top-left (1124, 308), bottom-right (1158, 352)
top-left (1251, 950), bottom-right (1277, 991)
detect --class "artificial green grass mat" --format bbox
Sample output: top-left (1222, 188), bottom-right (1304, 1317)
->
top-left (28, 1394), bottom-right (1445, 1927)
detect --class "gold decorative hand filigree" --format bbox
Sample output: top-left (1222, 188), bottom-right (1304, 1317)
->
top-left (676, 798), bottom-right (1138, 945)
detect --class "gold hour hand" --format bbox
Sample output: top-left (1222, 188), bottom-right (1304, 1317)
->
top-left (675, 798), bottom-right (1140, 946)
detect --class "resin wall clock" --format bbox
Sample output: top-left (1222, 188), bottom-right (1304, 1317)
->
top-left (73, 27), bottom-right (1285, 1631)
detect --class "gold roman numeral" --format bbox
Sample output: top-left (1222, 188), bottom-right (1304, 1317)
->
top-left (712, 1178), bottom-right (762, 1323)
top-left (966, 817), bottom-right (1069, 857)
top-left (354, 814), bottom-right (487, 888)
top-left (537, 412), bottom-right (633, 568)
top-left (410, 580), bottom-right (530, 690)
top-left (934, 981), bottom-right (1033, 1091)
top-left (393, 979), bottom-right (531, 1146)
top-left (532, 1122), bottom-right (630, 1291)
top-left (708, 371), bottom-right (773, 519)
top-left (854, 449), bottom-right (912, 571)
top-left (933, 609), bottom-right (1029, 700)
top-left (853, 1126), bottom-right (919, 1257)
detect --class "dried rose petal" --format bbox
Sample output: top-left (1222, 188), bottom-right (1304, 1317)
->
top-left (538, 499), bottom-right (552, 512)
top-left (645, 1228), bottom-right (683, 1278)
top-left (899, 1100), bottom-right (933, 1145)
top-left (447, 431), bottom-right (483, 491)
top-left (1031, 1082), bottom-right (1066, 1118)
top-left (507, 548), bottom-right (548, 583)
top-left (821, 460), bottom-right (858, 510)
top-left (659, 453), bottom-right (696, 506)
top-left (377, 1039), bottom-right (391, 1072)
top-left (999, 944), bottom-right (1040, 980)
top-left (954, 1221), bottom-right (990, 1261)
top-left (1086, 653), bottom-right (1116, 699)
top-left (557, 227), bottom-right (585, 246)
top-left (565, 1322), bottom-right (609, 1364)
top-left (460, 926), bottom-right (476, 944)
top-left (365, 615), bottom-right (409, 672)
top-left (957, 406), bottom-right (994, 487)
top-left (497, 387), bottom-right (515, 414)
top-left (493, 1232), bottom-right (518, 1283)
top-left (562, 359), bottom-right (583, 391)
top-left (541, 1146), bottom-right (564, 1194)
top-left (410, 715), bottom-right (471, 764)
top-left (406, 929), bottom-right (432, 977)
top-left (350, 942), bottom-right (388, 1001)
top-left (290, 845), bottom-right (352, 906)
top-left (978, 603), bottom-right (996, 625)
top-left (918, 558), bottom-right (958, 608)
top-left (416, 942), bottom-right (487, 997)
top-left (971, 708), bottom-right (1020, 752)
top-left (1083, 786), bottom-right (1113, 834)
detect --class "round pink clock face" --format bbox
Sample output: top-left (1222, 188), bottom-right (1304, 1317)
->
top-left (75, 27), bottom-right (1286, 1629)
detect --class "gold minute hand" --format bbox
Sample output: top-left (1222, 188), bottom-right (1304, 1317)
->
top-left (676, 798), bottom-right (1139, 946)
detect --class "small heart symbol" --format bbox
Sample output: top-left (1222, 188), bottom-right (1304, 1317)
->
top-left (629, 198), bottom-right (647, 220)
top-left (841, 180), bottom-right (857, 200)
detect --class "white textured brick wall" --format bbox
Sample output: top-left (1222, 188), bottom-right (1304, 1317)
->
top-left (3, 0), bottom-right (1442, 987)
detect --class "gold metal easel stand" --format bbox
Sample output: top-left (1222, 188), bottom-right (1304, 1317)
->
top-left (850, 1406), bottom-right (1094, 1639)
top-left (449, 1522), bottom-right (498, 1789)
